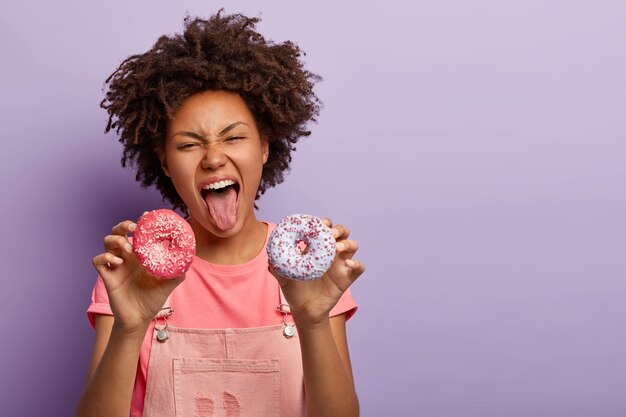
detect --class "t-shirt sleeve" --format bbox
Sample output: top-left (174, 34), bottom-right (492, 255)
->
top-left (329, 288), bottom-right (358, 321)
top-left (86, 276), bottom-right (113, 329)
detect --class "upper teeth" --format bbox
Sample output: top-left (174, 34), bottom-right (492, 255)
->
top-left (202, 180), bottom-right (235, 190)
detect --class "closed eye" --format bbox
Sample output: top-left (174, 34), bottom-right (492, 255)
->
top-left (225, 136), bottom-right (244, 142)
top-left (177, 143), bottom-right (199, 150)
top-left (177, 136), bottom-right (244, 150)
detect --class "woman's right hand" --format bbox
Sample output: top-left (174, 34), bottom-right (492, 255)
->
top-left (91, 216), bottom-right (185, 335)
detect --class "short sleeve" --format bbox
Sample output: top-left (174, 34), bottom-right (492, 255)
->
top-left (86, 275), bottom-right (113, 329)
top-left (329, 288), bottom-right (358, 321)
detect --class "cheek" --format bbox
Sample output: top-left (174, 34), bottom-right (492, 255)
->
top-left (244, 152), bottom-right (266, 178)
top-left (232, 146), bottom-right (264, 170)
top-left (167, 159), bottom-right (199, 191)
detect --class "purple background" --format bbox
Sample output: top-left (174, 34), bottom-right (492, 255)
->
top-left (1, 1), bottom-right (625, 416)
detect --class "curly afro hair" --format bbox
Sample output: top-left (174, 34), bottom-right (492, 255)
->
top-left (100, 10), bottom-right (322, 215)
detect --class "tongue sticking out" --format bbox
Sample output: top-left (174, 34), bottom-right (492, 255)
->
top-left (204, 187), bottom-right (238, 230)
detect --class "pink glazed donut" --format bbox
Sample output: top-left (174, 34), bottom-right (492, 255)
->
top-left (133, 209), bottom-right (196, 279)
top-left (267, 214), bottom-right (336, 280)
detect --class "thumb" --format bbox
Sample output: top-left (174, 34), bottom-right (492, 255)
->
top-left (159, 273), bottom-right (187, 295)
top-left (268, 264), bottom-right (290, 287)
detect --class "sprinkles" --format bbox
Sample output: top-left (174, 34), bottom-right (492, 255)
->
top-left (267, 214), bottom-right (336, 280)
top-left (133, 209), bottom-right (196, 279)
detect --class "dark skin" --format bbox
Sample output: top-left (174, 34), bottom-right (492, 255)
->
top-left (76, 90), bottom-right (365, 417)
top-left (99, 13), bottom-right (322, 215)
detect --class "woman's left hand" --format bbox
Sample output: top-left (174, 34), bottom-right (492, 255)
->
top-left (269, 218), bottom-right (365, 325)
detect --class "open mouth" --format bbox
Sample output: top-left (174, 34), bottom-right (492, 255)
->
top-left (199, 179), bottom-right (240, 230)
top-left (200, 179), bottom-right (240, 198)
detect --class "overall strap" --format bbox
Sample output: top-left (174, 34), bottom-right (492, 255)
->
top-left (155, 295), bottom-right (174, 319)
top-left (277, 285), bottom-right (296, 338)
top-left (277, 286), bottom-right (291, 314)
top-left (153, 295), bottom-right (173, 343)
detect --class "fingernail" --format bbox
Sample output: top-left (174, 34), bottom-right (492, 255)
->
top-left (125, 243), bottom-right (133, 253)
top-left (336, 242), bottom-right (344, 251)
top-left (331, 228), bottom-right (338, 236)
top-left (113, 256), bottom-right (124, 264)
top-left (345, 259), bottom-right (355, 268)
top-left (129, 223), bottom-right (137, 231)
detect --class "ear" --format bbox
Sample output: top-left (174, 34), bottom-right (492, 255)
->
top-left (156, 148), bottom-right (171, 177)
top-left (261, 138), bottom-right (269, 165)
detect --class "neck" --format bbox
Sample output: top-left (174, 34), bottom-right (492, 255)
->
top-left (189, 214), bottom-right (267, 265)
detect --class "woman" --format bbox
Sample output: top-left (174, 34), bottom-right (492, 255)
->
top-left (77, 11), bottom-right (364, 417)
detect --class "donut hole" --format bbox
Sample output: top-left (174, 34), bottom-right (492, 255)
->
top-left (296, 240), bottom-right (309, 255)
top-left (160, 238), bottom-right (172, 250)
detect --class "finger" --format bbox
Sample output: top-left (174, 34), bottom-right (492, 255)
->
top-left (322, 217), bottom-right (333, 228)
top-left (104, 235), bottom-right (134, 255)
top-left (331, 224), bottom-right (350, 240)
top-left (111, 220), bottom-right (138, 236)
top-left (344, 258), bottom-right (365, 278)
top-left (92, 252), bottom-right (124, 275)
top-left (335, 239), bottom-right (358, 255)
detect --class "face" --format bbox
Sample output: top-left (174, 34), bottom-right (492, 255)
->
top-left (159, 90), bottom-right (269, 238)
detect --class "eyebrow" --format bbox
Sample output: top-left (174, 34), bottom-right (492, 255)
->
top-left (172, 122), bottom-right (250, 141)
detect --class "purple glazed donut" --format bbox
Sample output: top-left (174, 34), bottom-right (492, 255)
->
top-left (267, 214), bottom-right (336, 280)
top-left (133, 209), bottom-right (196, 279)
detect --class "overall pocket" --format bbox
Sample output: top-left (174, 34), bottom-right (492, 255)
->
top-left (172, 357), bottom-right (280, 417)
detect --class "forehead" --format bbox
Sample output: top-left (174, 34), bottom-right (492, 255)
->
top-left (166, 90), bottom-right (256, 134)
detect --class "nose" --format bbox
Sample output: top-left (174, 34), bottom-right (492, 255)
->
top-left (201, 143), bottom-right (228, 170)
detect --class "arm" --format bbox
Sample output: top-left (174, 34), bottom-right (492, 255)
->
top-left (295, 313), bottom-right (359, 417)
top-left (76, 219), bottom-right (185, 417)
top-left (270, 219), bottom-right (365, 417)
top-left (76, 315), bottom-right (149, 417)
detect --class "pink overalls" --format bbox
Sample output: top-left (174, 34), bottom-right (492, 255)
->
top-left (141, 290), bottom-right (306, 417)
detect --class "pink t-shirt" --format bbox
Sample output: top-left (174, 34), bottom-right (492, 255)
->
top-left (86, 222), bottom-right (358, 416)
